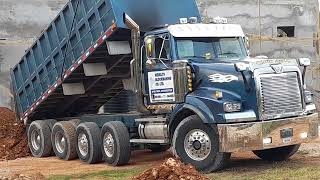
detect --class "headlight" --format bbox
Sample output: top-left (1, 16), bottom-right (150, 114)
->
top-left (304, 90), bottom-right (313, 104)
top-left (223, 102), bottom-right (241, 112)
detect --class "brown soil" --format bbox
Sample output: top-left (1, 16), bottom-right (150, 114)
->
top-left (0, 143), bottom-right (319, 178)
top-left (133, 158), bottom-right (208, 180)
top-left (0, 107), bottom-right (30, 160)
top-left (0, 172), bottom-right (45, 180)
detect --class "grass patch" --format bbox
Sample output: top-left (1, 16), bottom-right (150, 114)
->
top-left (48, 168), bottom-right (145, 180)
top-left (48, 162), bottom-right (320, 180)
top-left (208, 166), bottom-right (320, 180)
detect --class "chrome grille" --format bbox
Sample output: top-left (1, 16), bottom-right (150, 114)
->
top-left (259, 72), bottom-right (303, 120)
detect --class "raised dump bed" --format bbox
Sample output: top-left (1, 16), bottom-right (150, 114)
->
top-left (11, 0), bottom-right (200, 122)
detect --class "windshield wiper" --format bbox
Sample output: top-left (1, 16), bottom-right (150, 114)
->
top-left (218, 52), bottom-right (240, 57)
top-left (183, 56), bottom-right (206, 59)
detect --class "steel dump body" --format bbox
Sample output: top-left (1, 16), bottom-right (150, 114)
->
top-left (11, 0), bottom-right (200, 121)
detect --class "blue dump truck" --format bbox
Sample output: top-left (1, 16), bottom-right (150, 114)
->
top-left (11, 0), bottom-right (319, 172)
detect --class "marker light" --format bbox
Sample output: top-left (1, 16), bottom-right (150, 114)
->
top-left (212, 17), bottom-right (228, 24)
top-left (179, 18), bottom-right (188, 24)
top-left (189, 17), bottom-right (198, 24)
top-left (263, 137), bottom-right (272, 144)
top-left (215, 91), bottom-right (223, 99)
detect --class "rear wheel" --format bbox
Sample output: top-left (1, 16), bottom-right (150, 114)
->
top-left (253, 144), bottom-right (300, 161)
top-left (76, 122), bottom-right (102, 164)
top-left (100, 121), bottom-right (131, 166)
top-left (28, 120), bottom-right (52, 157)
top-left (52, 121), bottom-right (78, 160)
top-left (173, 115), bottom-right (231, 173)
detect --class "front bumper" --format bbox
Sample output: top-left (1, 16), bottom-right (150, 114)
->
top-left (218, 113), bottom-right (319, 152)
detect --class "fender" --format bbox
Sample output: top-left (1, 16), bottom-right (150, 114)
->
top-left (171, 96), bottom-right (215, 124)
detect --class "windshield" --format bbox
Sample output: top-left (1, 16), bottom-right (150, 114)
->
top-left (176, 37), bottom-right (247, 60)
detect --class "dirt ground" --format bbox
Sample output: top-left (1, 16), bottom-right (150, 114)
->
top-left (0, 108), bottom-right (30, 161)
top-left (0, 141), bottom-right (320, 179)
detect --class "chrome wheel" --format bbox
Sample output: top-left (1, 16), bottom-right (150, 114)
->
top-left (78, 133), bottom-right (89, 157)
top-left (103, 132), bottom-right (114, 158)
top-left (55, 132), bottom-right (66, 154)
top-left (31, 129), bottom-right (41, 151)
top-left (184, 129), bottom-right (211, 161)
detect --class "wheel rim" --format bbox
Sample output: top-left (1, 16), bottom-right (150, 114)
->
top-left (78, 133), bottom-right (89, 157)
top-left (55, 132), bottom-right (66, 154)
top-left (184, 129), bottom-right (211, 161)
top-left (103, 132), bottom-right (115, 158)
top-left (31, 129), bottom-right (41, 151)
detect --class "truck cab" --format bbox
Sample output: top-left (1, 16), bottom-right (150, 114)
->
top-left (134, 17), bottom-right (319, 171)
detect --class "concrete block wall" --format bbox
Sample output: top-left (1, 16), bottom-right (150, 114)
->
top-left (0, 0), bottom-right (67, 108)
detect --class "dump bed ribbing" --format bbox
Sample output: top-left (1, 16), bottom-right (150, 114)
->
top-left (11, 0), bottom-right (200, 122)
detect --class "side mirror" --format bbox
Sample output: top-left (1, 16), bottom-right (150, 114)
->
top-left (299, 58), bottom-right (311, 67)
top-left (299, 58), bottom-right (311, 85)
top-left (235, 62), bottom-right (249, 72)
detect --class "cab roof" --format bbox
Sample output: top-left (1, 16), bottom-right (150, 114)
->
top-left (168, 24), bottom-right (245, 38)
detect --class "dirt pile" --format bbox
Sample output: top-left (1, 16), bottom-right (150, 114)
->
top-left (0, 173), bottom-right (45, 180)
top-left (0, 107), bottom-right (30, 160)
top-left (133, 158), bottom-right (208, 180)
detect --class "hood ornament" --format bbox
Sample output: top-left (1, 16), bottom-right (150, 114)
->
top-left (208, 74), bottom-right (239, 83)
top-left (271, 64), bottom-right (284, 74)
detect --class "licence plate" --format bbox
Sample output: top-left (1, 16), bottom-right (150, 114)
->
top-left (280, 128), bottom-right (293, 143)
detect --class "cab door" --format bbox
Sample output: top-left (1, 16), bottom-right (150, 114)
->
top-left (143, 33), bottom-right (176, 105)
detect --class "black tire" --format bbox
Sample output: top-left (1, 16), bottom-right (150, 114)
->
top-left (76, 122), bottom-right (103, 164)
top-left (51, 121), bottom-right (78, 160)
top-left (173, 115), bottom-right (231, 173)
top-left (253, 144), bottom-right (301, 161)
top-left (69, 119), bottom-right (81, 128)
top-left (43, 119), bottom-right (57, 156)
top-left (27, 120), bottom-right (52, 157)
top-left (43, 119), bottom-right (57, 130)
top-left (100, 121), bottom-right (131, 166)
top-left (148, 144), bottom-right (170, 152)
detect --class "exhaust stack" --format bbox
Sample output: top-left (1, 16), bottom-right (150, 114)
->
top-left (123, 14), bottom-right (149, 114)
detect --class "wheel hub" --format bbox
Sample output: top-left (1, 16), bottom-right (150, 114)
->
top-left (103, 132), bottom-right (115, 158)
top-left (55, 132), bottom-right (66, 154)
top-left (78, 133), bottom-right (89, 157)
top-left (31, 129), bottom-right (41, 151)
top-left (192, 140), bottom-right (202, 150)
top-left (184, 129), bottom-right (211, 161)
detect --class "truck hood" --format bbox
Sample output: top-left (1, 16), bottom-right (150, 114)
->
top-left (190, 60), bottom-right (257, 110)
top-left (188, 57), bottom-right (300, 115)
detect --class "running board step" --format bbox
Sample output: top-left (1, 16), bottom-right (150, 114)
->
top-left (130, 139), bottom-right (169, 144)
top-left (135, 117), bottom-right (167, 123)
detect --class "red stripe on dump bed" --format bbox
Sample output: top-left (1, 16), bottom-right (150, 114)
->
top-left (21, 24), bottom-right (117, 121)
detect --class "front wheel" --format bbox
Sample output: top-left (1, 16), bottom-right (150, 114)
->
top-left (253, 144), bottom-right (300, 161)
top-left (173, 115), bottom-right (230, 173)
